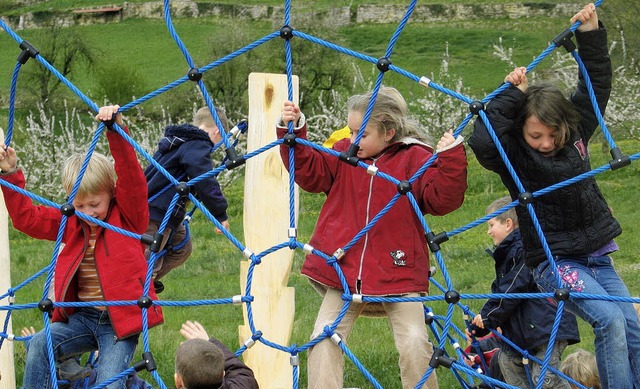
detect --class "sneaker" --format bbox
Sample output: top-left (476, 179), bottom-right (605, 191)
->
top-left (57, 358), bottom-right (93, 381)
top-left (154, 280), bottom-right (165, 294)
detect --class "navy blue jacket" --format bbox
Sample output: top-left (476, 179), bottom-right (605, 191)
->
top-left (468, 26), bottom-right (620, 267)
top-left (145, 124), bottom-right (228, 227)
top-left (210, 338), bottom-right (259, 389)
top-left (477, 230), bottom-right (580, 351)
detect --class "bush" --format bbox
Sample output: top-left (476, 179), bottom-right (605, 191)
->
top-left (93, 62), bottom-right (148, 106)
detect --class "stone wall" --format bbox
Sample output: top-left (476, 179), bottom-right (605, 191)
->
top-left (1, 1), bottom-right (581, 31)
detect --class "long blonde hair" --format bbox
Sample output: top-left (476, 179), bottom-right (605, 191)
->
top-left (347, 86), bottom-right (429, 144)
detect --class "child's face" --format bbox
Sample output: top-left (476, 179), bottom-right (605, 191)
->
top-left (202, 125), bottom-right (222, 145)
top-left (347, 110), bottom-right (392, 159)
top-left (523, 115), bottom-right (559, 157)
top-left (72, 191), bottom-right (112, 227)
top-left (487, 217), bottom-right (511, 246)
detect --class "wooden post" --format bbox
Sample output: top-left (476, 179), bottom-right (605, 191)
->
top-left (240, 73), bottom-right (299, 389)
top-left (0, 127), bottom-right (16, 388)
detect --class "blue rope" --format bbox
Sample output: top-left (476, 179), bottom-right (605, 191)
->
top-left (1, 0), bottom-right (638, 387)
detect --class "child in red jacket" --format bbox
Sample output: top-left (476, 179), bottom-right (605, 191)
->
top-left (0, 105), bottom-right (163, 389)
top-left (277, 86), bottom-right (468, 389)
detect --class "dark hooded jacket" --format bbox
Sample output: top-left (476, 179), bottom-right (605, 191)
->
top-left (475, 229), bottom-right (580, 351)
top-left (145, 124), bottom-right (228, 228)
top-left (468, 26), bottom-right (620, 267)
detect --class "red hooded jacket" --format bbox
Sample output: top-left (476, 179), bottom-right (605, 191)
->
top-left (278, 122), bottom-right (467, 295)
top-left (1, 128), bottom-right (163, 339)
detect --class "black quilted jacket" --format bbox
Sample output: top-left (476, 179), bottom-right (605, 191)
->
top-left (469, 25), bottom-right (621, 267)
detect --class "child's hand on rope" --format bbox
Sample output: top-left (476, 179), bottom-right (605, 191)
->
top-left (435, 128), bottom-right (464, 154)
top-left (95, 105), bottom-right (124, 128)
top-left (571, 3), bottom-right (598, 32)
top-left (436, 129), bottom-right (455, 152)
top-left (281, 101), bottom-right (301, 127)
top-left (180, 320), bottom-right (210, 341)
top-left (505, 67), bottom-right (528, 92)
top-left (471, 313), bottom-right (485, 329)
top-left (0, 143), bottom-right (18, 174)
top-left (215, 220), bottom-right (230, 234)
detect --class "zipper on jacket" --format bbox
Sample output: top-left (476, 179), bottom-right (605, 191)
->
top-left (356, 157), bottom-right (380, 292)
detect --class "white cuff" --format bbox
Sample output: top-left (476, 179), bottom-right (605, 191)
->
top-left (436, 135), bottom-right (464, 154)
top-left (0, 165), bottom-right (19, 176)
top-left (276, 113), bottom-right (306, 131)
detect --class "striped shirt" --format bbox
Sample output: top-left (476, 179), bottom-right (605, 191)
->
top-left (77, 228), bottom-right (106, 310)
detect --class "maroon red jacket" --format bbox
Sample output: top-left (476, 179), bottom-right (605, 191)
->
top-left (1, 128), bottom-right (164, 339)
top-left (278, 123), bottom-right (467, 295)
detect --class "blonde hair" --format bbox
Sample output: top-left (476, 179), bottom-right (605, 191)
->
top-left (486, 196), bottom-right (518, 226)
top-left (347, 86), bottom-right (429, 144)
top-left (560, 349), bottom-right (600, 389)
top-left (194, 106), bottom-right (229, 132)
top-left (62, 153), bottom-right (116, 198)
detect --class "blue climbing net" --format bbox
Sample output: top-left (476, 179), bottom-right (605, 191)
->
top-left (1, 0), bottom-right (639, 388)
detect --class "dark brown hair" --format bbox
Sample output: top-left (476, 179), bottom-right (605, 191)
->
top-left (522, 83), bottom-right (580, 148)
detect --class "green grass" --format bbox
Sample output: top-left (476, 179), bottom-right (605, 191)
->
top-left (0, 11), bottom-right (575, 112)
top-left (6, 138), bottom-right (639, 388)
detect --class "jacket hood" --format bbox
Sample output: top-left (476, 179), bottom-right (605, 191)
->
top-left (398, 136), bottom-right (434, 150)
top-left (158, 124), bottom-right (211, 153)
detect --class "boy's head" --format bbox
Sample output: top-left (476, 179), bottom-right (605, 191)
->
top-left (174, 339), bottom-right (225, 388)
top-left (194, 106), bottom-right (229, 145)
top-left (485, 196), bottom-right (518, 246)
top-left (62, 153), bottom-right (116, 225)
top-left (560, 348), bottom-right (600, 389)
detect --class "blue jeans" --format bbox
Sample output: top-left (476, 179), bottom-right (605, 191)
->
top-left (534, 256), bottom-right (640, 389)
top-left (23, 307), bottom-right (139, 389)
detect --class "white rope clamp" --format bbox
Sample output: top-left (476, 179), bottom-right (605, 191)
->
top-left (243, 248), bottom-right (254, 259)
top-left (419, 76), bottom-right (432, 88)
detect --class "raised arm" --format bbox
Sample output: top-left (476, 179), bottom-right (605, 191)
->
top-left (97, 105), bottom-right (149, 234)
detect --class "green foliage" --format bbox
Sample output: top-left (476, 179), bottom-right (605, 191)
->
top-left (198, 19), bottom-right (274, 116)
top-left (19, 20), bottom-right (95, 112)
top-left (601, 0), bottom-right (640, 73)
top-left (199, 16), bottom-right (360, 115)
top-left (93, 62), bottom-right (148, 105)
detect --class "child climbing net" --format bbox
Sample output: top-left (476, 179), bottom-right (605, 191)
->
top-left (1, 0), bottom-right (639, 388)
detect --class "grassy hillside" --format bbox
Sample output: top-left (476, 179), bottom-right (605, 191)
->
top-left (0, 15), bottom-right (560, 95)
top-left (1, 0), bottom-right (583, 15)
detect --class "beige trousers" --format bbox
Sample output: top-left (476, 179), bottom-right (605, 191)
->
top-left (307, 285), bottom-right (438, 389)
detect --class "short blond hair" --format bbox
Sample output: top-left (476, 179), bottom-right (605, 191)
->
top-left (486, 196), bottom-right (518, 226)
top-left (560, 349), bottom-right (600, 389)
top-left (62, 153), bottom-right (116, 198)
top-left (194, 106), bottom-right (229, 132)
